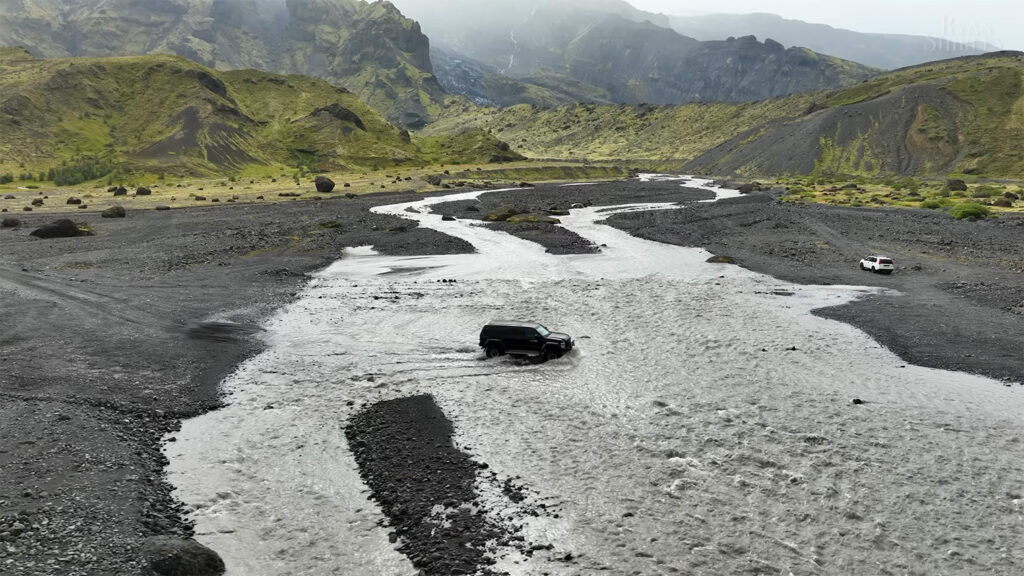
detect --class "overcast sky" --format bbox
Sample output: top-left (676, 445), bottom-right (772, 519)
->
top-left (629, 1), bottom-right (1024, 50)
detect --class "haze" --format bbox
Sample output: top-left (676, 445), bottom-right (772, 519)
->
top-left (627, 0), bottom-right (1023, 50)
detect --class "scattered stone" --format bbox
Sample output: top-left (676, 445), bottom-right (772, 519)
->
top-left (136, 186), bottom-right (152, 196)
top-left (113, 186), bottom-right (128, 196)
top-left (441, 215), bottom-right (456, 221)
top-left (427, 174), bottom-right (443, 186)
top-left (155, 205), bottom-right (171, 211)
top-left (78, 204), bottom-right (88, 209)
top-left (22, 206), bottom-right (32, 211)
top-left (279, 192), bottom-right (301, 198)
top-left (194, 196), bottom-right (207, 201)
top-left (706, 255), bottom-right (734, 264)
top-left (519, 182), bottom-right (535, 188)
top-left (141, 536), bottom-right (226, 576)
top-left (345, 192), bottom-right (357, 199)
top-left (852, 398), bottom-right (865, 405)
top-left (30, 219), bottom-right (82, 238)
top-left (570, 203), bottom-right (585, 209)
top-left (66, 197), bottom-right (82, 205)
top-left (3, 194), bottom-right (14, 199)
top-left (314, 176), bottom-right (335, 193)
top-left (102, 205), bottom-right (127, 218)
top-left (31, 198), bottom-right (43, 206)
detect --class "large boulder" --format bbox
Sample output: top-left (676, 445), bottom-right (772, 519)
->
top-left (946, 179), bottom-right (968, 192)
top-left (30, 219), bottom-right (81, 238)
top-left (102, 205), bottom-right (126, 218)
top-left (314, 176), bottom-right (335, 193)
top-left (141, 536), bottom-right (225, 576)
top-left (136, 186), bottom-right (152, 196)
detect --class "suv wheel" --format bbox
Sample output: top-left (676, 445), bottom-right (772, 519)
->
top-left (543, 350), bottom-right (561, 362)
top-left (486, 346), bottom-right (502, 358)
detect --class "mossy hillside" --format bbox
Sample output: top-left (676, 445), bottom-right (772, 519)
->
top-left (431, 53), bottom-right (1024, 180)
top-left (0, 52), bottom-right (517, 182)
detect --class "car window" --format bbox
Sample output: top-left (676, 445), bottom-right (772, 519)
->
top-left (536, 325), bottom-right (551, 337)
top-left (879, 259), bottom-right (893, 265)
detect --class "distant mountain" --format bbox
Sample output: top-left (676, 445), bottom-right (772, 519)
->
top-left (392, 0), bottom-right (876, 107)
top-left (426, 52), bottom-right (1024, 179)
top-left (668, 13), bottom-right (995, 70)
top-left (0, 48), bottom-right (520, 178)
top-left (0, 0), bottom-right (445, 127)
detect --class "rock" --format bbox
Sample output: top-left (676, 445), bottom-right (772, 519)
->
top-left (1005, 191), bottom-right (1020, 201)
top-left (155, 205), bottom-right (171, 211)
top-left (519, 182), bottom-right (535, 188)
top-left (141, 536), bottom-right (225, 576)
top-left (345, 192), bottom-right (357, 199)
top-left (136, 186), bottom-right (152, 196)
top-left (106, 186), bottom-right (118, 193)
top-left (441, 215), bottom-right (456, 221)
top-left (31, 198), bottom-right (43, 206)
top-left (570, 203), bottom-right (585, 209)
top-left (738, 182), bottom-right (763, 194)
top-left (314, 176), bottom-right (335, 193)
top-left (30, 219), bottom-right (81, 238)
top-left (486, 205), bottom-right (521, 221)
top-left (67, 197), bottom-right (82, 205)
top-left (22, 206), bottom-right (32, 211)
top-left (852, 398), bottom-right (865, 405)
top-left (946, 179), bottom-right (968, 191)
top-left (278, 192), bottom-right (301, 198)
top-left (343, 182), bottom-right (351, 187)
top-left (1, 217), bottom-right (20, 228)
top-left (3, 194), bottom-right (15, 199)
top-left (194, 196), bottom-right (207, 201)
top-left (102, 205), bottom-right (127, 218)
top-left (78, 204), bottom-right (88, 209)
top-left (706, 255), bottom-right (735, 264)
top-left (426, 174), bottom-right (443, 186)
top-left (113, 186), bottom-right (128, 196)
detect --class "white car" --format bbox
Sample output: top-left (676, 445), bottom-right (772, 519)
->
top-left (859, 255), bottom-right (895, 274)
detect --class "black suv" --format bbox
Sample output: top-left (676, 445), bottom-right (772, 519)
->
top-left (479, 321), bottom-right (573, 362)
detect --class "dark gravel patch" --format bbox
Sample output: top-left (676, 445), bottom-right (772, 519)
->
top-left (345, 395), bottom-right (511, 576)
top-left (606, 192), bottom-right (1024, 382)
top-left (0, 192), bottom-right (475, 576)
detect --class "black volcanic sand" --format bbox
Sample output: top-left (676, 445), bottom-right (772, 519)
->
top-left (345, 395), bottom-right (511, 576)
top-left (606, 192), bottom-right (1024, 383)
top-left (2, 179), bottom-right (1022, 575)
top-left (0, 192), bottom-right (472, 575)
top-left (431, 180), bottom-right (716, 254)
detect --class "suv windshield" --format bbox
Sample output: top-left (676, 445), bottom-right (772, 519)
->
top-left (535, 325), bottom-right (551, 337)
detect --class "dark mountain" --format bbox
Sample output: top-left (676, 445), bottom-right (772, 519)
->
top-left (669, 13), bottom-right (995, 70)
top-left (0, 0), bottom-right (444, 127)
top-left (392, 0), bottom-right (876, 107)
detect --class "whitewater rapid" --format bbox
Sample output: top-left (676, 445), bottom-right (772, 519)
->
top-left (165, 177), bottom-right (1024, 575)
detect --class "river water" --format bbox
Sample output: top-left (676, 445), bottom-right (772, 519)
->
top-left (166, 177), bottom-right (1023, 575)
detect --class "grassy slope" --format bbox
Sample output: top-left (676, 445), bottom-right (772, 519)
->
top-left (427, 53), bottom-right (1024, 179)
top-left (0, 50), bottom-right (515, 180)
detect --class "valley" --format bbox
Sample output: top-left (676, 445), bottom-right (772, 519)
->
top-left (1, 1), bottom-right (1023, 575)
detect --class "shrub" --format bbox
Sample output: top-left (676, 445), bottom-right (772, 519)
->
top-left (920, 199), bottom-right (944, 209)
top-left (949, 202), bottom-right (990, 220)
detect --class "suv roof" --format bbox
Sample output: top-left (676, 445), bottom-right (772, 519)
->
top-left (485, 320), bottom-right (543, 328)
